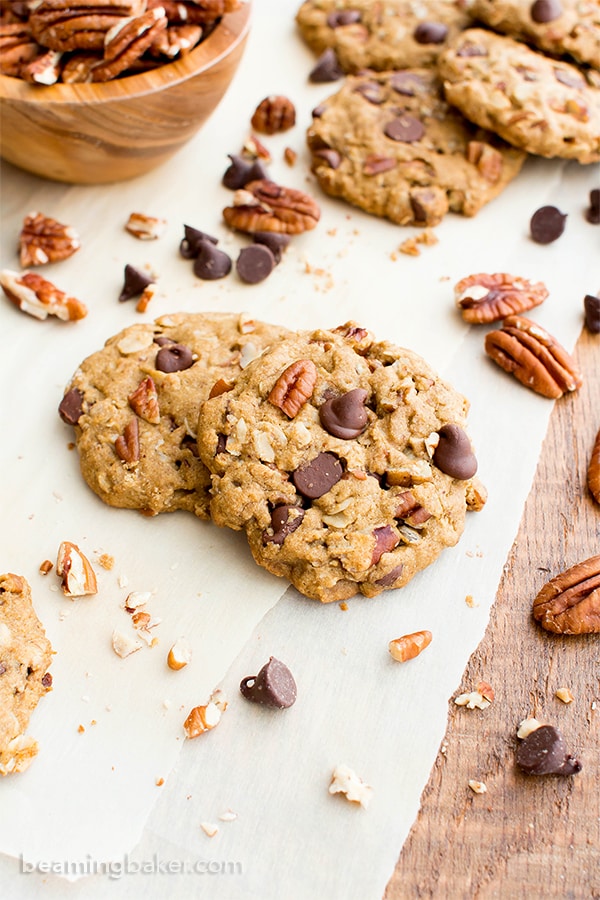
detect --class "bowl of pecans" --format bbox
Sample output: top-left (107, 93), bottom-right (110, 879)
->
top-left (0, 0), bottom-right (251, 183)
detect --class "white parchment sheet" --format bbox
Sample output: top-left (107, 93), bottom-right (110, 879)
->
top-left (1, 1), bottom-right (598, 896)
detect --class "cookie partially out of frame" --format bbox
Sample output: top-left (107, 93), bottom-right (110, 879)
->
top-left (306, 68), bottom-right (526, 226)
top-left (59, 313), bottom-right (290, 518)
top-left (438, 29), bottom-right (600, 163)
top-left (0, 574), bottom-right (53, 776)
top-left (469, 0), bottom-right (600, 71)
top-left (198, 323), bottom-right (483, 603)
top-left (296, 0), bottom-right (471, 71)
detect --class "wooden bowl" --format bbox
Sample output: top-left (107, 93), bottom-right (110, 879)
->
top-left (0, 2), bottom-right (251, 184)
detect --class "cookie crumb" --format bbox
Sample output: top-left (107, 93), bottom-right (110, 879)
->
top-left (329, 764), bottom-right (372, 808)
top-left (97, 553), bottom-right (114, 571)
top-left (555, 687), bottom-right (574, 704)
top-left (339, 601), bottom-right (348, 611)
top-left (155, 777), bottom-right (164, 786)
top-left (397, 229), bottom-right (438, 257)
top-left (200, 822), bottom-right (219, 838)
top-left (284, 147), bottom-right (297, 166)
top-left (464, 594), bottom-right (479, 607)
top-left (468, 779), bottom-right (487, 794)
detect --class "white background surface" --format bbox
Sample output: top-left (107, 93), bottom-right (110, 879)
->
top-left (1, 1), bottom-right (598, 897)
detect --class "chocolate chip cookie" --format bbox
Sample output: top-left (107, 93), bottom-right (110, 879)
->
top-left (438, 29), bottom-right (600, 163)
top-left (469, 0), bottom-right (600, 71)
top-left (307, 68), bottom-right (526, 226)
top-left (197, 323), bottom-right (483, 602)
top-left (59, 313), bottom-right (290, 518)
top-left (0, 574), bottom-right (53, 776)
top-left (296, 0), bottom-right (471, 72)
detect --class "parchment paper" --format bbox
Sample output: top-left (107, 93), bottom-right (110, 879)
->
top-left (1, 1), bottom-right (598, 895)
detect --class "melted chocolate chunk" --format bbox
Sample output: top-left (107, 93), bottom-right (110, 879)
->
top-left (353, 81), bottom-right (385, 104)
top-left (236, 244), bottom-right (276, 284)
top-left (530, 0), bottom-right (562, 24)
top-left (155, 343), bottom-right (194, 373)
top-left (309, 48), bottom-right (344, 83)
top-left (240, 657), bottom-right (297, 708)
top-left (313, 147), bottom-right (342, 169)
top-left (413, 21), bottom-right (448, 44)
top-left (327, 9), bottom-right (361, 27)
top-left (516, 724), bottom-right (581, 775)
top-left (263, 505), bottom-right (305, 545)
top-left (319, 389), bottom-right (368, 439)
top-left (553, 67), bottom-right (584, 89)
top-left (119, 264), bottom-right (153, 302)
top-left (384, 114), bottom-right (425, 143)
top-left (433, 424), bottom-right (477, 480)
top-left (375, 564), bottom-right (404, 587)
top-left (389, 71), bottom-right (426, 96)
top-left (292, 452), bottom-right (343, 499)
top-left (58, 388), bottom-right (83, 426)
top-left (530, 205), bottom-right (567, 244)
top-left (154, 335), bottom-right (176, 346)
top-left (193, 241), bottom-right (232, 280)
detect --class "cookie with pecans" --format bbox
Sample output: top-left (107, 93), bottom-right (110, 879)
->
top-left (306, 68), bottom-right (526, 226)
top-left (197, 323), bottom-right (483, 602)
top-left (437, 28), bottom-right (600, 163)
top-left (0, 573), bottom-right (53, 776)
top-left (468, 0), bottom-right (600, 71)
top-left (296, 0), bottom-right (471, 72)
top-left (59, 312), bottom-right (290, 518)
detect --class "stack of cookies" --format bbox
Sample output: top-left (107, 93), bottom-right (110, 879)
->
top-left (297, 0), bottom-right (600, 226)
top-left (59, 313), bottom-right (485, 602)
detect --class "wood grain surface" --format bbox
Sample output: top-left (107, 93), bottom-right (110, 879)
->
top-left (385, 327), bottom-right (600, 899)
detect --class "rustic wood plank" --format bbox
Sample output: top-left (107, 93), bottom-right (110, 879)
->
top-left (385, 328), bottom-right (600, 899)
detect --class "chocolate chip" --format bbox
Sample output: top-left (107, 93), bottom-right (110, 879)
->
top-left (263, 505), bottom-right (305, 545)
top-left (292, 451), bottom-right (343, 499)
top-left (326, 9), bottom-right (361, 27)
top-left (311, 103), bottom-right (327, 118)
top-left (155, 343), bottom-right (194, 373)
top-left (216, 433), bottom-right (227, 454)
top-left (553, 67), bottom-right (584, 89)
top-left (58, 387), bottom-right (83, 426)
top-left (389, 71), bottom-right (426, 96)
top-left (222, 154), bottom-right (269, 190)
top-left (179, 225), bottom-right (218, 259)
top-left (154, 335), bottom-right (176, 346)
top-left (240, 657), bottom-right (297, 708)
top-left (236, 244), bottom-right (276, 284)
top-left (516, 724), bottom-right (581, 775)
top-left (530, 0), bottom-right (562, 24)
top-left (319, 388), bottom-right (368, 439)
top-left (253, 231), bottom-right (290, 264)
top-left (192, 241), bottom-right (232, 280)
top-left (384, 114), bottom-right (425, 143)
top-left (375, 564), bottom-right (404, 587)
top-left (413, 21), bottom-right (448, 44)
top-left (530, 205), bottom-right (567, 244)
top-left (433, 424), bottom-right (477, 480)
top-left (585, 188), bottom-right (600, 224)
top-left (309, 48), bottom-right (344, 83)
top-left (118, 264), bottom-right (153, 302)
top-left (0, 663), bottom-right (6, 676)
top-left (457, 43), bottom-right (487, 57)
top-left (353, 81), bottom-right (385, 104)
top-left (313, 147), bottom-right (342, 169)
top-left (41, 672), bottom-right (52, 688)
top-left (584, 293), bottom-right (600, 333)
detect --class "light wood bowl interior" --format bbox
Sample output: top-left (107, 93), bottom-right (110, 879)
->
top-left (0, 2), bottom-right (251, 184)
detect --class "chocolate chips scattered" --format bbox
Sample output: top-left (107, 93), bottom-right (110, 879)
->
top-left (193, 241), bottom-right (232, 281)
top-left (432, 425), bottom-right (478, 480)
top-left (240, 657), bottom-right (297, 709)
top-left (384, 114), bottom-right (425, 143)
top-left (253, 231), bottom-right (290, 264)
top-left (155, 343), bottom-right (194, 373)
top-left (58, 387), bottom-right (83, 426)
top-left (516, 724), bottom-right (581, 776)
top-left (236, 244), bottom-right (276, 284)
top-left (222, 154), bottom-right (269, 190)
top-left (530, 0), bottom-right (562, 24)
top-left (584, 293), bottom-right (600, 333)
top-left (309, 48), bottom-right (344, 83)
top-left (319, 389), bottom-right (368, 439)
top-left (585, 188), bottom-right (600, 224)
top-left (118, 264), bottom-right (154, 302)
top-left (530, 205), bottom-right (567, 244)
top-left (413, 22), bottom-right (448, 44)
top-left (293, 452), bottom-right (343, 499)
top-left (179, 225), bottom-right (218, 259)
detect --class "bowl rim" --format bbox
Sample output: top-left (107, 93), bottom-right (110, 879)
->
top-left (0, 0), bottom-right (251, 104)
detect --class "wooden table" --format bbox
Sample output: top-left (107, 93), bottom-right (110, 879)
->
top-left (386, 328), bottom-right (599, 898)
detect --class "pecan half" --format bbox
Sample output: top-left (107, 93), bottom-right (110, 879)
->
top-left (268, 359), bottom-right (317, 418)
top-left (485, 315), bottom-right (583, 399)
top-left (533, 555), bottom-right (600, 634)
top-left (29, 0), bottom-right (144, 53)
top-left (251, 95), bottom-right (296, 135)
top-left (0, 269), bottom-right (87, 321)
top-left (19, 211), bottom-right (80, 267)
top-left (0, 23), bottom-right (40, 76)
top-left (223, 179), bottom-right (320, 234)
top-left (128, 376), bottom-right (160, 424)
top-left (92, 7), bottom-right (168, 82)
top-left (455, 273), bottom-right (548, 324)
top-left (588, 427), bottom-right (600, 504)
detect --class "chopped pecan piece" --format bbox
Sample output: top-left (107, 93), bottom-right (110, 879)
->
top-left (128, 376), bottom-right (160, 424)
top-left (0, 269), bottom-right (87, 321)
top-left (466, 141), bottom-right (503, 182)
top-left (485, 315), bottom-right (583, 399)
top-left (19, 212), bottom-right (80, 267)
top-left (115, 418), bottom-right (140, 464)
top-left (21, 48), bottom-right (62, 83)
top-left (455, 273), bottom-right (548, 324)
top-left (268, 359), bottom-right (317, 418)
top-left (56, 541), bottom-right (98, 597)
top-left (533, 555), bottom-right (600, 634)
top-left (223, 179), bottom-right (320, 235)
top-left (588, 428), bottom-right (600, 505)
top-left (124, 211), bottom-right (167, 240)
top-left (251, 95), bottom-right (296, 134)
